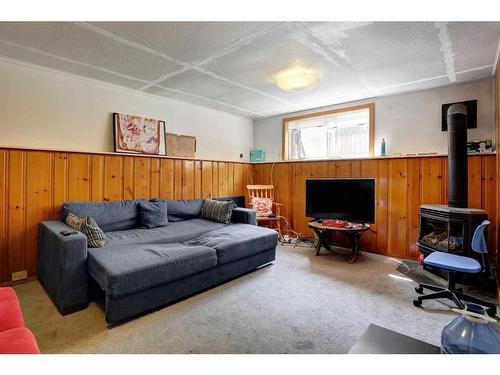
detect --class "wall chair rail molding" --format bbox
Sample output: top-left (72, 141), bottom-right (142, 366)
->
top-left (0, 146), bottom-right (252, 285)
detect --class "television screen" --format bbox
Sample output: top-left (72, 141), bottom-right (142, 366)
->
top-left (306, 178), bottom-right (375, 223)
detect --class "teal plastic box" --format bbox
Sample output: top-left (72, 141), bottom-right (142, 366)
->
top-left (250, 150), bottom-right (265, 163)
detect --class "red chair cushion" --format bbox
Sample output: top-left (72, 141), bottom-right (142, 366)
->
top-left (0, 287), bottom-right (25, 332)
top-left (0, 327), bottom-right (40, 354)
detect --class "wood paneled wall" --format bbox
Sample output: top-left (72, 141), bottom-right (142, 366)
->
top-left (0, 147), bottom-right (251, 284)
top-left (0, 147), bottom-right (497, 285)
top-left (252, 155), bottom-right (497, 262)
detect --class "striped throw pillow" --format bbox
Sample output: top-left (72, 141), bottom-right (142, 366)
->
top-left (200, 199), bottom-right (236, 224)
top-left (66, 212), bottom-right (106, 248)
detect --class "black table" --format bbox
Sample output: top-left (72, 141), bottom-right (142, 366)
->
top-left (308, 220), bottom-right (370, 263)
top-left (348, 324), bottom-right (441, 354)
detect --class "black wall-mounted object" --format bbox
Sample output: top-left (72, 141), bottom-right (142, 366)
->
top-left (441, 100), bottom-right (477, 131)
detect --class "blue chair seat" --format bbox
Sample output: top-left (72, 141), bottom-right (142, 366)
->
top-left (424, 252), bottom-right (481, 273)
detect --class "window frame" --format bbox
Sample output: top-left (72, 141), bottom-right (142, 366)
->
top-left (281, 103), bottom-right (375, 161)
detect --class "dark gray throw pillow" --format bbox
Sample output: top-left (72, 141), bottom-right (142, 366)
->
top-left (138, 201), bottom-right (168, 229)
top-left (200, 199), bottom-right (236, 224)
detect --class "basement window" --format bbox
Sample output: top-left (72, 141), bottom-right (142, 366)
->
top-left (282, 103), bottom-right (374, 161)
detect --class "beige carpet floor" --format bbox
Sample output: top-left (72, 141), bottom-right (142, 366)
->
top-left (14, 245), bottom-right (459, 353)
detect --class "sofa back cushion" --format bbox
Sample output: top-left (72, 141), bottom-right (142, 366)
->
top-left (62, 200), bottom-right (143, 232)
top-left (152, 198), bottom-right (205, 222)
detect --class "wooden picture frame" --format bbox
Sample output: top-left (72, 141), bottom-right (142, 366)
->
top-left (166, 133), bottom-right (197, 158)
top-left (113, 113), bottom-right (166, 155)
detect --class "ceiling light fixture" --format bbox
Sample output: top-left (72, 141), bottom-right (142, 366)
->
top-left (274, 66), bottom-right (319, 93)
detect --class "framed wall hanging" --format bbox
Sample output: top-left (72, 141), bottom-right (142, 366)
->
top-left (113, 113), bottom-right (166, 155)
top-left (166, 133), bottom-right (197, 158)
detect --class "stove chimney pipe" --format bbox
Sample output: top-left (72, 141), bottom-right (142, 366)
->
top-left (447, 104), bottom-right (468, 208)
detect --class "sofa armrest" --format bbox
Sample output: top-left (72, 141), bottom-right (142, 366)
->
top-left (38, 221), bottom-right (89, 315)
top-left (231, 207), bottom-right (257, 225)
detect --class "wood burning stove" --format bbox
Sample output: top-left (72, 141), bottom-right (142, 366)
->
top-left (418, 204), bottom-right (489, 278)
top-left (417, 104), bottom-right (490, 280)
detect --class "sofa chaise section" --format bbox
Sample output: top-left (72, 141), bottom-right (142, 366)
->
top-left (103, 247), bottom-right (276, 324)
top-left (88, 243), bottom-right (218, 298)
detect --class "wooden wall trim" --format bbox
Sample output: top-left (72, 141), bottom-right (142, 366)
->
top-left (252, 155), bottom-right (497, 263)
top-left (0, 148), bottom-right (251, 284)
top-left (0, 145), bottom-right (249, 165)
top-left (256, 151), bottom-right (490, 165)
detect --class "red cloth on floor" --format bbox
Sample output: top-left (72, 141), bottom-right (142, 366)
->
top-left (0, 327), bottom-right (40, 354)
top-left (0, 287), bottom-right (25, 332)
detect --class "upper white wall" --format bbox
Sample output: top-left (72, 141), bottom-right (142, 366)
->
top-left (254, 78), bottom-right (495, 161)
top-left (0, 60), bottom-right (254, 161)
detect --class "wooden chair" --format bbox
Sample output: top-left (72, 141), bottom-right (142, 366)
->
top-left (247, 185), bottom-right (283, 238)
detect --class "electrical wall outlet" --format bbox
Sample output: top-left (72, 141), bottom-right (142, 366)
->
top-left (12, 270), bottom-right (27, 282)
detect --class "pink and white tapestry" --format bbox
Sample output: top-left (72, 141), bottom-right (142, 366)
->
top-left (113, 113), bottom-right (165, 155)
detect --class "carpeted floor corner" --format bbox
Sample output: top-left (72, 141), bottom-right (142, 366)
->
top-left (15, 245), bottom-right (461, 353)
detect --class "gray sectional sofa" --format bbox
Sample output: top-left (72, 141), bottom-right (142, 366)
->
top-left (38, 198), bottom-right (277, 324)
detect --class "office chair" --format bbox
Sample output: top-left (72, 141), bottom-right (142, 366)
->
top-left (413, 220), bottom-right (497, 317)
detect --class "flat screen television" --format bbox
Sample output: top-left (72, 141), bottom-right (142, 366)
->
top-left (306, 178), bottom-right (375, 223)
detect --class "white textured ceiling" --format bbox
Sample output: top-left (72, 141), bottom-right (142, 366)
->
top-left (0, 22), bottom-right (499, 119)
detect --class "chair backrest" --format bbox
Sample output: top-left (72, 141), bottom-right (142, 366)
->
top-left (471, 220), bottom-right (490, 254)
top-left (247, 185), bottom-right (274, 202)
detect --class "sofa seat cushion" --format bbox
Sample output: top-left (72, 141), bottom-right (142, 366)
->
top-left (185, 224), bottom-right (278, 265)
top-left (0, 287), bottom-right (24, 332)
top-left (88, 243), bottom-right (217, 297)
top-left (0, 327), bottom-right (40, 354)
top-left (104, 218), bottom-right (227, 247)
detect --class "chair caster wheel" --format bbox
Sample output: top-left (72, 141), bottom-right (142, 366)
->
top-left (413, 299), bottom-right (422, 307)
top-left (486, 307), bottom-right (497, 317)
top-left (415, 286), bottom-right (424, 294)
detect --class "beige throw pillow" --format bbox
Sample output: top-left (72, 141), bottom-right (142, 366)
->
top-left (251, 197), bottom-right (273, 217)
